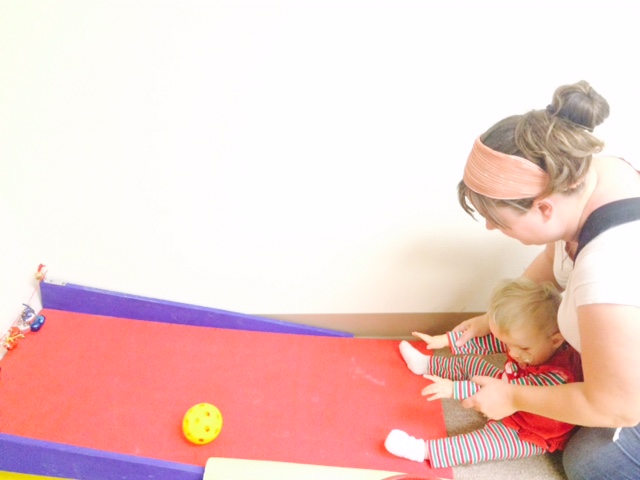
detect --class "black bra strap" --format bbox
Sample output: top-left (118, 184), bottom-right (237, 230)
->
top-left (576, 197), bottom-right (640, 259)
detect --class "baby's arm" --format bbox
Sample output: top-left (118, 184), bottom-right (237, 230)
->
top-left (411, 330), bottom-right (507, 356)
top-left (425, 355), bottom-right (505, 399)
top-left (447, 331), bottom-right (507, 356)
top-left (412, 331), bottom-right (449, 350)
top-left (422, 375), bottom-right (482, 401)
top-left (506, 363), bottom-right (571, 387)
top-left (422, 375), bottom-right (453, 400)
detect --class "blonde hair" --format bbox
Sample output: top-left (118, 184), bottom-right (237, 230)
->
top-left (488, 278), bottom-right (562, 337)
top-left (459, 80), bottom-right (609, 229)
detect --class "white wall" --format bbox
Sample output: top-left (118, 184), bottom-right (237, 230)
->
top-left (2, 0), bottom-right (639, 334)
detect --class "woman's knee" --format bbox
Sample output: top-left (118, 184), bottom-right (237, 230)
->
top-left (563, 426), bottom-right (640, 480)
top-left (562, 428), bottom-right (605, 479)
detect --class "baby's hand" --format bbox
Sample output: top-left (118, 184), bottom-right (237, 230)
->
top-left (452, 314), bottom-right (490, 347)
top-left (421, 375), bottom-right (454, 401)
top-left (412, 331), bottom-right (449, 351)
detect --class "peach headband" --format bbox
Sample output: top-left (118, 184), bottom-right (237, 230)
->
top-left (463, 137), bottom-right (549, 200)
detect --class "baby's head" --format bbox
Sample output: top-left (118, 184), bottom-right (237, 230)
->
top-left (487, 278), bottom-right (564, 366)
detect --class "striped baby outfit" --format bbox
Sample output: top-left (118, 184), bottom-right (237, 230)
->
top-left (425, 331), bottom-right (582, 468)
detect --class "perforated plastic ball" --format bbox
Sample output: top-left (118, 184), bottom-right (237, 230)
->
top-left (182, 403), bottom-right (223, 445)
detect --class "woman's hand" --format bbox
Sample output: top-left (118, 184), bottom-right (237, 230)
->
top-left (461, 376), bottom-right (517, 420)
top-left (451, 313), bottom-right (490, 347)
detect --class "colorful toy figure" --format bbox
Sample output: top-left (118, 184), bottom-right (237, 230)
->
top-left (3, 327), bottom-right (25, 351)
top-left (21, 304), bottom-right (36, 322)
top-left (1, 305), bottom-right (47, 353)
top-left (182, 403), bottom-right (223, 445)
top-left (14, 305), bottom-right (45, 333)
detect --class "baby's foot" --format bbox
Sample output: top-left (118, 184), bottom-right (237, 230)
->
top-left (384, 429), bottom-right (426, 462)
top-left (399, 340), bottom-right (430, 375)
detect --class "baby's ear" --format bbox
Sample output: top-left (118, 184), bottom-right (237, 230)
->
top-left (550, 331), bottom-right (565, 349)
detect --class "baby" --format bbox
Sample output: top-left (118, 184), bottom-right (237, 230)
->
top-left (385, 278), bottom-right (582, 468)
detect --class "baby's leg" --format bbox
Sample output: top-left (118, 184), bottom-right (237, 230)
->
top-left (385, 422), bottom-right (544, 466)
top-left (427, 421), bottom-right (546, 468)
top-left (400, 340), bottom-right (504, 380)
top-left (429, 355), bottom-right (503, 381)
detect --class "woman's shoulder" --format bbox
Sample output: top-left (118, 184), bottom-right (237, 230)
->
top-left (580, 221), bottom-right (640, 259)
top-left (590, 156), bottom-right (640, 206)
top-left (573, 221), bottom-right (640, 307)
top-left (592, 155), bottom-right (639, 175)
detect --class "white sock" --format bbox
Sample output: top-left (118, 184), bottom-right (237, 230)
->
top-left (385, 429), bottom-right (426, 462)
top-left (399, 340), bottom-right (430, 375)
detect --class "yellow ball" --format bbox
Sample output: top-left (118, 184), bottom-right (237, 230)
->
top-left (182, 403), bottom-right (223, 445)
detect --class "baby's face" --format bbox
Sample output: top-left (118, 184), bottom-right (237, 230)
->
top-left (489, 318), bottom-right (560, 367)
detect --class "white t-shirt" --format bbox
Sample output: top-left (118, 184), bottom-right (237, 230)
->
top-left (558, 220), bottom-right (640, 352)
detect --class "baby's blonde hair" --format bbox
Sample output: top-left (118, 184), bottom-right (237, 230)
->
top-left (488, 278), bottom-right (562, 337)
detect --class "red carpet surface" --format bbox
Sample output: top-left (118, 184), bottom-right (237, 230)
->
top-left (0, 309), bottom-right (452, 478)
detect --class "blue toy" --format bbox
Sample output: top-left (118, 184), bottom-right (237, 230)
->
top-left (30, 315), bottom-right (46, 332)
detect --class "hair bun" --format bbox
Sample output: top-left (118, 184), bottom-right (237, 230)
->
top-left (550, 81), bottom-right (610, 131)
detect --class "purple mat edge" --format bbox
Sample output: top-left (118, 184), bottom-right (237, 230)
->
top-left (0, 433), bottom-right (204, 480)
top-left (40, 280), bottom-right (352, 337)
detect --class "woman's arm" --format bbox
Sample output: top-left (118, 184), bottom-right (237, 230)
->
top-left (521, 242), bottom-right (561, 288)
top-left (463, 304), bottom-right (640, 427)
top-left (567, 303), bottom-right (640, 426)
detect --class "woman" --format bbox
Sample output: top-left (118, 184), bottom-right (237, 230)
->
top-left (454, 80), bottom-right (640, 479)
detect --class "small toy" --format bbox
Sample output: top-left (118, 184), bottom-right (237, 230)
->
top-left (35, 263), bottom-right (47, 281)
top-left (21, 304), bottom-right (36, 321)
top-left (30, 315), bottom-right (46, 332)
top-left (14, 305), bottom-right (45, 333)
top-left (16, 321), bottom-right (32, 334)
top-left (3, 327), bottom-right (25, 351)
top-left (182, 403), bottom-right (223, 445)
top-left (1, 305), bottom-right (47, 354)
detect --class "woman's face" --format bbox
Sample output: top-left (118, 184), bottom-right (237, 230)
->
top-left (484, 203), bottom-right (560, 246)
